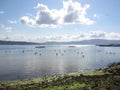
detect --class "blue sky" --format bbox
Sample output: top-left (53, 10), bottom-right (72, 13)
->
top-left (0, 0), bottom-right (120, 42)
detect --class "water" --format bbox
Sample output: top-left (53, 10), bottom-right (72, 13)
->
top-left (0, 45), bottom-right (120, 81)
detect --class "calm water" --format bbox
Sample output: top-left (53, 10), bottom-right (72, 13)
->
top-left (0, 45), bottom-right (120, 81)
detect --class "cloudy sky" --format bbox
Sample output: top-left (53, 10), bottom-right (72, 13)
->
top-left (0, 0), bottom-right (120, 42)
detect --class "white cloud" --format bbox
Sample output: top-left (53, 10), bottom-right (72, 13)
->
top-left (21, 16), bottom-right (35, 27)
top-left (21, 0), bottom-right (94, 27)
top-left (93, 14), bottom-right (97, 17)
top-left (34, 31), bottom-right (120, 42)
top-left (1, 31), bottom-right (120, 42)
top-left (0, 11), bottom-right (4, 14)
top-left (5, 27), bottom-right (13, 32)
top-left (8, 20), bottom-right (17, 24)
top-left (0, 34), bottom-right (36, 41)
top-left (0, 24), bottom-right (13, 32)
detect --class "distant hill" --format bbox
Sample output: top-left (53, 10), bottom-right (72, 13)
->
top-left (42, 39), bottom-right (120, 45)
top-left (0, 39), bottom-right (120, 45)
top-left (0, 40), bottom-right (39, 45)
top-left (66, 39), bottom-right (120, 45)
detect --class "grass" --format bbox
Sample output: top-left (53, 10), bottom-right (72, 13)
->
top-left (82, 70), bottom-right (105, 76)
top-left (43, 83), bottom-right (87, 90)
top-left (0, 62), bottom-right (120, 90)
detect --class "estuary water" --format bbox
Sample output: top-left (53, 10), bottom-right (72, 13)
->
top-left (0, 45), bottom-right (120, 81)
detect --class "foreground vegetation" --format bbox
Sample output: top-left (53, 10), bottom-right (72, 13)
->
top-left (0, 62), bottom-right (120, 90)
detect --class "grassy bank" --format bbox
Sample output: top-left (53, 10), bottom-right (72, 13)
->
top-left (0, 62), bottom-right (120, 90)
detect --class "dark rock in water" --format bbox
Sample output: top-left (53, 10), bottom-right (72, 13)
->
top-left (35, 46), bottom-right (45, 48)
top-left (103, 62), bottom-right (120, 75)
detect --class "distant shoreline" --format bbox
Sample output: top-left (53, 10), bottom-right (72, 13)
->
top-left (1, 39), bottom-right (120, 45)
top-left (0, 40), bottom-right (39, 45)
top-left (97, 44), bottom-right (120, 47)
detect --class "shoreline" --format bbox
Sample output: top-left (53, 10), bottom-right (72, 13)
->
top-left (0, 62), bottom-right (120, 90)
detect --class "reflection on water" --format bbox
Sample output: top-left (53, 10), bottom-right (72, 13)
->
top-left (0, 45), bottom-right (120, 81)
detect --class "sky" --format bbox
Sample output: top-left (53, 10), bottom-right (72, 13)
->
top-left (0, 0), bottom-right (120, 42)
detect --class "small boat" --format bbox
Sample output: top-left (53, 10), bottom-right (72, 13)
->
top-left (35, 46), bottom-right (45, 48)
top-left (68, 46), bottom-right (76, 47)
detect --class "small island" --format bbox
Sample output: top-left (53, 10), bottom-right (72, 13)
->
top-left (97, 44), bottom-right (120, 47)
top-left (35, 46), bottom-right (46, 48)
